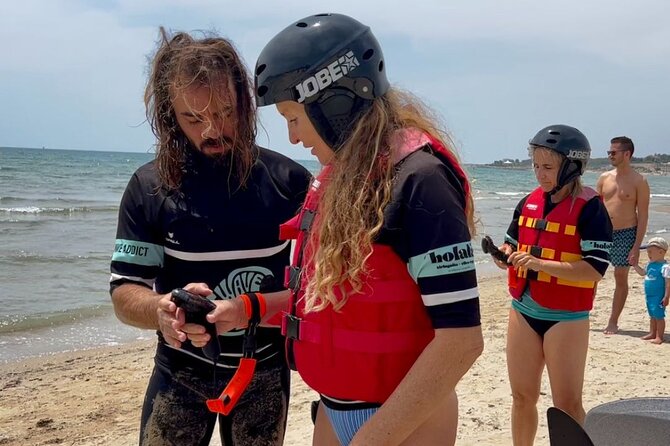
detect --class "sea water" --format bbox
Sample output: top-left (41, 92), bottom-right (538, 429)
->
top-left (2, 146), bottom-right (669, 362)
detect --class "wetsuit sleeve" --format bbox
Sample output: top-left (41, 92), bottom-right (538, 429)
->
top-left (401, 162), bottom-right (480, 329)
top-left (577, 197), bottom-right (613, 276)
top-left (505, 196), bottom-right (529, 248)
top-left (109, 172), bottom-right (164, 293)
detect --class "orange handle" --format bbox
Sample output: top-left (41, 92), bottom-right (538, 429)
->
top-left (206, 358), bottom-right (257, 415)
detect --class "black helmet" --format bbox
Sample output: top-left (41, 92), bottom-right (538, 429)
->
top-left (529, 124), bottom-right (591, 193)
top-left (254, 13), bottom-right (389, 149)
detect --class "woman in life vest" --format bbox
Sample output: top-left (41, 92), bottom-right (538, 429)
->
top-left (490, 125), bottom-right (613, 445)
top-left (192, 13), bottom-right (483, 446)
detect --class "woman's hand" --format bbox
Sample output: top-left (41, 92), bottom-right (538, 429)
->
top-left (187, 297), bottom-right (248, 348)
top-left (207, 298), bottom-right (248, 334)
top-left (492, 243), bottom-right (514, 270)
top-left (508, 251), bottom-right (543, 272)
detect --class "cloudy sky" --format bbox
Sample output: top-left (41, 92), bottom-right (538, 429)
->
top-left (1, 0), bottom-right (668, 163)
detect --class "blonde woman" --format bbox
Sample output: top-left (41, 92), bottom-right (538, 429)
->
top-left (191, 13), bottom-right (483, 446)
top-left (491, 125), bottom-right (613, 445)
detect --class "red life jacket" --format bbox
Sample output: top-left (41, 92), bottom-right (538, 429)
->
top-left (278, 129), bottom-right (471, 403)
top-left (508, 186), bottom-right (598, 311)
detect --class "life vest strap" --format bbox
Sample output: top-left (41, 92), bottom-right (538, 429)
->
top-left (519, 244), bottom-right (556, 260)
top-left (283, 313), bottom-right (432, 353)
top-left (519, 216), bottom-right (561, 233)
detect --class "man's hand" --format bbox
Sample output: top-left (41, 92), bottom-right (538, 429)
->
top-left (627, 246), bottom-right (640, 266)
top-left (161, 282), bottom-right (212, 348)
top-left (157, 292), bottom-right (184, 348)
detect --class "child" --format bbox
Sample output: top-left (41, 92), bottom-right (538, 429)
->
top-left (633, 236), bottom-right (670, 344)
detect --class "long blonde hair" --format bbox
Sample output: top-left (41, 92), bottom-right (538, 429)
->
top-left (303, 89), bottom-right (476, 312)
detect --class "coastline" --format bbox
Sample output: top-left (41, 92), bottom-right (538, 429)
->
top-left (1, 271), bottom-right (668, 445)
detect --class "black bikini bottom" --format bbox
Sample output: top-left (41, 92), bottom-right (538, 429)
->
top-left (521, 313), bottom-right (559, 338)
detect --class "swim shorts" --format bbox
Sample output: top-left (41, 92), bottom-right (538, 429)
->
top-left (610, 226), bottom-right (637, 267)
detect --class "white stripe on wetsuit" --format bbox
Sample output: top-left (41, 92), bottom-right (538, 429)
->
top-left (164, 241), bottom-right (289, 262)
top-left (165, 343), bottom-right (278, 368)
top-left (109, 273), bottom-right (155, 288)
top-left (421, 286), bottom-right (479, 306)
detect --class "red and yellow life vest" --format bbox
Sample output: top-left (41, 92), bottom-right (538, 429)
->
top-left (508, 186), bottom-right (598, 311)
top-left (278, 129), bottom-right (471, 403)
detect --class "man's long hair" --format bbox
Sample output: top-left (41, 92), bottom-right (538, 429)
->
top-left (144, 27), bottom-right (257, 189)
top-left (303, 89), bottom-right (476, 312)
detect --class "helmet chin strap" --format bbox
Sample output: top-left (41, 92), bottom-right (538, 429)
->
top-left (548, 160), bottom-right (579, 196)
top-left (548, 185), bottom-right (563, 196)
top-left (305, 90), bottom-right (374, 151)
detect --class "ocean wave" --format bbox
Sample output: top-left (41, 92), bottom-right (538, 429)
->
top-left (0, 253), bottom-right (111, 265)
top-left (0, 205), bottom-right (118, 215)
top-left (651, 194), bottom-right (670, 198)
top-left (492, 191), bottom-right (527, 196)
top-left (0, 305), bottom-right (114, 334)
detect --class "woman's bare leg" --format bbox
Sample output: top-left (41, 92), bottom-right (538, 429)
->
top-left (544, 319), bottom-right (589, 424)
top-left (507, 309), bottom-right (545, 446)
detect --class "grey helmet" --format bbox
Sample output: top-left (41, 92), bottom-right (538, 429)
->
top-left (254, 13), bottom-right (389, 149)
top-left (530, 124), bottom-right (591, 193)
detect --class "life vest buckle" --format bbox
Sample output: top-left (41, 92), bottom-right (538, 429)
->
top-left (285, 314), bottom-right (302, 340)
top-left (299, 210), bottom-right (315, 231)
top-left (285, 265), bottom-right (301, 291)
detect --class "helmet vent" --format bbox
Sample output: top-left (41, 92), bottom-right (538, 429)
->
top-left (378, 60), bottom-right (384, 72)
top-left (296, 22), bottom-right (308, 28)
top-left (546, 138), bottom-right (557, 144)
top-left (257, 85), bottom-right (268, 97)
top-left (363, 49), bottom-right (374, 60)
top-left (256, 64), bottom-right (266, 76)
top-left (315, 13), bottom-right (330, 17)
top-left (549, 130), bottom-right (561, 135)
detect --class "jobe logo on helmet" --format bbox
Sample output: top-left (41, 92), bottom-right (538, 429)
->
top-left (295, 51), bottom-right (360, 103)
top-left (567, 150), bottom-right (589, 160)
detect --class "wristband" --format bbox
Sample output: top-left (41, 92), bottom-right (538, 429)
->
top-left (239, 292), bottom-right (266, 324)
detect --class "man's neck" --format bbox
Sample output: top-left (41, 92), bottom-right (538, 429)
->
top-left (615, 161), bottom-right (633, 174)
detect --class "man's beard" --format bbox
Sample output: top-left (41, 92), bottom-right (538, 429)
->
top-left (198, 137), bottom-right (237, 163)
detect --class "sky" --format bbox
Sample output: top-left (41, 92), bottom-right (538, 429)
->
top-left (1, 0), bottom-right (669, 164)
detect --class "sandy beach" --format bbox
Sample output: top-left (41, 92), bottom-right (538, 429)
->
top-left (1, 270), bottom-right (668, 446)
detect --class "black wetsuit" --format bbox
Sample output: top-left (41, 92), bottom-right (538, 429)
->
top-left (110, 147), bottom-right (311, 445)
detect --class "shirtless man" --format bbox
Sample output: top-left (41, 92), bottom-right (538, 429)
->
top-left (597, 136), bottom-right (650, 334)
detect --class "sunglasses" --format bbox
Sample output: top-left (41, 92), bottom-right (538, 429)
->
top-left (607, 150), bottom-right (627, 156)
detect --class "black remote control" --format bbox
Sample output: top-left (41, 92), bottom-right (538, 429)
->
top-left (481, 236), bottom-right (510, 263)
top-left (171, 288), bottom-right (220, 360)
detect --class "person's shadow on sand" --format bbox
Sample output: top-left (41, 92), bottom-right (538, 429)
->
top-left (590, 328), bottom-right (661, 340)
